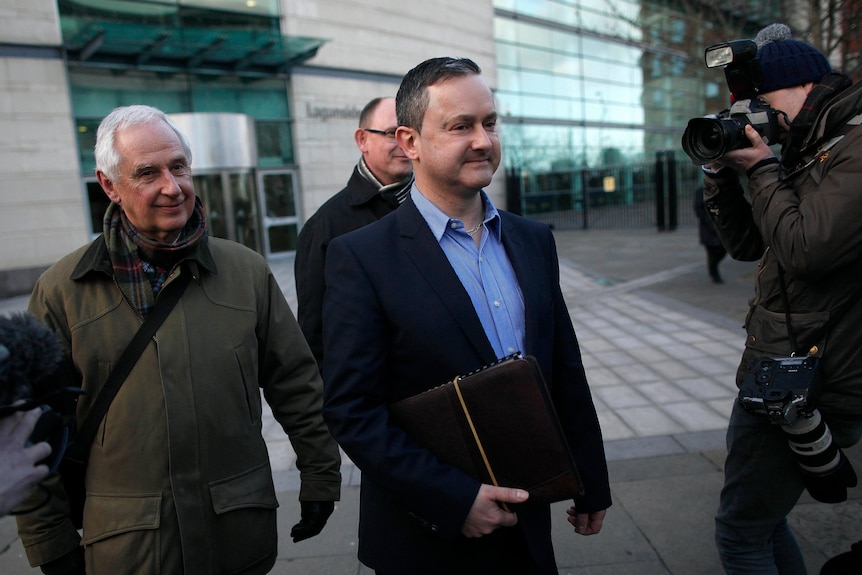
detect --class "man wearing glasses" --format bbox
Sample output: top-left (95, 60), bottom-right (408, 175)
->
top-left (295, 97), bottom-right (414, 369)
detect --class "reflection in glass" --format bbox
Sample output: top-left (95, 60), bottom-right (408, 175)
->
top-left (77, 120), bottom-right (99, 177)
top-left (181, 0), bottom-right (280, 18)
top-left (86, 181), bottom-right (110, 234)
top-left (194, 174), bottom-right (227, 239)
top-left (262, 173), bottom-right (295, 218)
top-left (257, 121), bottom-right (294, 166)
top-left (267, 224), bottom-right (298, 253)
top-left (230, 172), bottom-right (259, 251)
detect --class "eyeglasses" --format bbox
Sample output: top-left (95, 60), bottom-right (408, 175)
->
top-left (364, 128), bottom-right (398, 140)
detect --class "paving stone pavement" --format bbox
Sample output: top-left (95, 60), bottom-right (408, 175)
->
top-left (2, 226), bottom-right (860, 575)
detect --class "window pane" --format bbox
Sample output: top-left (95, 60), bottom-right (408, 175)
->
top-left (268, 224), bottom-right (298, 253)
top-left (262, 173), bottom-right (296, 218)
top-left (257, 121), bottom-right (294, 166)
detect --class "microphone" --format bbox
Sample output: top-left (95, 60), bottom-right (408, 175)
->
top-left (0, 312), bottom-right (65, 407)
top-left (0, 312), bottom-right (82, 471)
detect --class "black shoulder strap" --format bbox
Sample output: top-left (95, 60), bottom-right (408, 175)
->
top-left (64, 271), bottom-right (192, 464)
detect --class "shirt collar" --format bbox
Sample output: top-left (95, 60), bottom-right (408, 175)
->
top-left (411, 185), bottom-right (502, 243)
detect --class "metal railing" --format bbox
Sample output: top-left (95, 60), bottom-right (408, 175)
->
top-left (506, 152), bottom-right (703, 231)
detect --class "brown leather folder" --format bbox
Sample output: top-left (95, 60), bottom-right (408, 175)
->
top-left (389, 354), bottom-right (583, 507)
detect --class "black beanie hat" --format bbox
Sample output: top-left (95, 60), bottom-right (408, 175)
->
top-left (755, 23), bottom-right (831, 93)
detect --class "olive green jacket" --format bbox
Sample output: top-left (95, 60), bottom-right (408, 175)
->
top-left (17, 235), bottom-right (341, 574)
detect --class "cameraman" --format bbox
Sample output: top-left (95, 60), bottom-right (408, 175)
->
top-left (702, 23), bottom-right (862, 574)
top-left (0, 407), bottom-right (51, 517)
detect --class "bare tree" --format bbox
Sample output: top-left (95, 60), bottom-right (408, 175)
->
top-left (796, 0), bottom-right (862, 80)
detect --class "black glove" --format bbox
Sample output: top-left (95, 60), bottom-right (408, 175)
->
top-left (800, 449), bottom-right (858, 504)
top-left (40, 546), bottom-right (84, 575)
top-left (290, 500), bottom-right (335, 543)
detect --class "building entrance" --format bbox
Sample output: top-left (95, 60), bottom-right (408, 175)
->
top-left (171, 112), bottom-right (300, 257)
top-left (258, 170), bottom-right (300, 257)
top-left (195, 171), bottom-right (259, 253)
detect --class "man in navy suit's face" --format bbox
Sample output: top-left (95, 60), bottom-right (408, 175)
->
top-left (397, 73), bottom-right (501, 204)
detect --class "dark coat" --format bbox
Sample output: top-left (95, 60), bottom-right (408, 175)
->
top-left (703, 79), bottom-right (862, 418)
top-left (321, 197), bottom-right (611, 574)
top-left (694, 186), bottom-right (722, 247)
top-left (295, 165), bottom-right (400, 366)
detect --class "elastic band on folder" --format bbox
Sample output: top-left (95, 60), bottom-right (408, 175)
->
top-left (453, 375), bottom-right (512, 512)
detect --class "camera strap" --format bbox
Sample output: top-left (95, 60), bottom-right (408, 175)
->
top-left (63, 270), bottom-right (192, 465)
top-left (776, 265), bottom-right (800, 355)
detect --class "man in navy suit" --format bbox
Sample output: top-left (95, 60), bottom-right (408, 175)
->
top-left (321, 57), bottom-right (611, 574)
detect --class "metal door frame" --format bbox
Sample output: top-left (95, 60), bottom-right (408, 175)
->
top-left (256, 168), bottom-right (301, 257)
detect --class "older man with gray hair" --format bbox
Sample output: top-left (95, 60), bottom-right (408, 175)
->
top-left (15, 105), bottom-right (341, 575)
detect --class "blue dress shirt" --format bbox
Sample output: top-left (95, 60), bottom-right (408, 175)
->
top-left (411, 187), bottom-right (525, 359)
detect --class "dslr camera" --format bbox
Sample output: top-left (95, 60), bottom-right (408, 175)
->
top-left (738, 354), bottom-right (858, 503)
top-left (681, 39), bottom-right (782, 165)
top-left (738, 355), bottom-right (820, 426)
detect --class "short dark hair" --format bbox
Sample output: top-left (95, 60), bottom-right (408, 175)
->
top-left (396, 57), bottom-right (481, 132)
top-left (358, 97), bottom-right (388, 128)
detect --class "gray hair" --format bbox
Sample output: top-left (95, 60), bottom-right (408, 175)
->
top-left (396, 57), bottom-right (481, 132)
top-left (95, 105), bottom-right (192, 181)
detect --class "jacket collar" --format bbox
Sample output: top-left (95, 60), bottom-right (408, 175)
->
top-left (345, 164), bottom-right (386, 207)
top-left (71, 235), bottom-right (218, 281)
top-left (347, 161), bottom-right (413, 208)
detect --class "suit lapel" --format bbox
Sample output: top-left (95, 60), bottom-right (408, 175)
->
top-left (500, 213), bottom-right (543, 355)
top-left (396, 200), bottom-right (497, 363)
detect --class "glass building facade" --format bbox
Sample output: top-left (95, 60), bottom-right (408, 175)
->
top-left (8, 0), bottom-right (809, 295)
top-left (493, 0), bottom-right (781, 226)
top-left (59, 0), bottom-right (788, 237)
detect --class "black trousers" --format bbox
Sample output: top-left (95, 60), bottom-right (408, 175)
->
top-left (374, 525), bottom-right (540, 575)
top-left (706, 244), bottom-right (727, 281)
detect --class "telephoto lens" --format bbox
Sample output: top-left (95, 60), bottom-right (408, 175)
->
top-left (782, 409), bottom-right (858, 503)
top-left (681, 99), bottom-right (781, 165)
top-left (681, 116), bottom-right (750, 165)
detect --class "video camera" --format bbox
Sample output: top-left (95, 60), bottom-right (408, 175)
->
top-left (681, 39), bottom-right (782, 165)
top-left (0, 312), bottom-right (82, 472)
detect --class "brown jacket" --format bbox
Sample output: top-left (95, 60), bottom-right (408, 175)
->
top-left (703, 79), bottom-right (862, 419)
top-left (17, 236), bottom-right (341, 574)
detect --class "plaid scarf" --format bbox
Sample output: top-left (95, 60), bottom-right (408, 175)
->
top-left (781, 72), bottom-right (853, 171)
top-left (104, 198), bottom-right (207, 319)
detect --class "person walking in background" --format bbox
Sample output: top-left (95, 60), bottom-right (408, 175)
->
top-left (321, 57), bottom-right (610, 574)
top-left (294, 96), bottom-right (413, 369)
top-left (693, 185), bottom-right (727, 283)
top-left (15, 105), bottom-right (341, 575)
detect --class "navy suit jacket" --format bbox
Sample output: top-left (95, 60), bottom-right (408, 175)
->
top-left (322, 196), bottom-right (610, 573)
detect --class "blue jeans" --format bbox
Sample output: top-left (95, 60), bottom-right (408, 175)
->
top-left (715, 402), bottom-right (862, 575)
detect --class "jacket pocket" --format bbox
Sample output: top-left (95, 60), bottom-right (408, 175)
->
top-left (209, 463), bottom-right (279, 513)
top-left (209, 464), bottom-right (279, 573)
top-left (744, 305), bottom-right (829, 356)
top-left (233, 344), bottom-right (262, 424)
top-left (737, 305), bottom-right (830, 384)
top-left (80, 493), bottom-right (161, 575)
top-left (81, 493), bottom-right (162, 575)
top-left (80, 492), bottom-right (161, 545)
